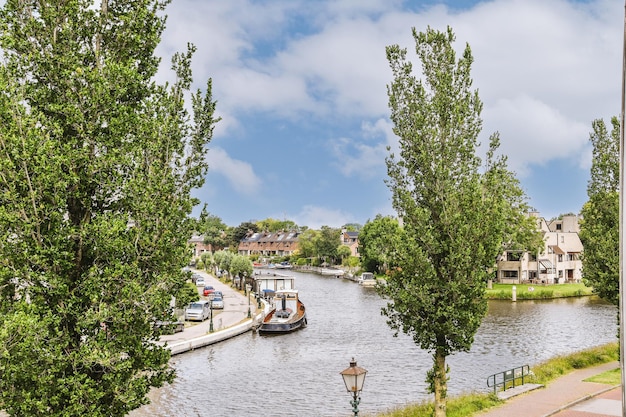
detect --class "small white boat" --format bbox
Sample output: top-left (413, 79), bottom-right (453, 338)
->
top-left (358, 272), bottom-right (377, 287)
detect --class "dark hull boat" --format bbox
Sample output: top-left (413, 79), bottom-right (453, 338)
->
top-left (258, 289), bottom-right (307, 334)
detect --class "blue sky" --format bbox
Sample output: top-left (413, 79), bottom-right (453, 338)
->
top-left (156, 0), bottom-right (622, 229)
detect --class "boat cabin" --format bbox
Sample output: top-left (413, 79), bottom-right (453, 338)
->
top-left (254, 273), bottom-right (295, 300)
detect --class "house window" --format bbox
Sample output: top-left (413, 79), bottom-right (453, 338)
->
top-left (506, 252), bottom-right (522, 261)
top-left (557, 254), bottom-right (563, 262)
top-left (502, 270), bottom-right (518, 278)
top-left (556, 223), bottom-right (562, 230)
top-left (567, 254), bottom-right (577, 261)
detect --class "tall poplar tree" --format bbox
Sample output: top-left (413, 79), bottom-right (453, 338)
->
top-left (579, 117), bottom-right (620, 305)
top-left (0, 1), bottom-right (218, 416)
top-left (383, 26), bottom-right (539, 416)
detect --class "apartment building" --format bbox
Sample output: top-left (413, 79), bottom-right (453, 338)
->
top-left (496, 213), bottom-right (583, 284)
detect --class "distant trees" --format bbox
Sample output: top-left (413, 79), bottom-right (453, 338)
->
top-left (315, 226), bottom-right (341, 264)
top-left (193, 216), bottom-right (353, 268)
top-left (256, 218), bottom-right (299, 232)
top-left (382, 26), bottom-right (539, 417)
top-left (211, 250), bottom-right (252, 290)
top-left (292, 226), bottom-right (343, 265)
top-left (359, 215), bottom-right (402, 274)
top-left (227, 221), bottom-right (259, 251)
top-left (579, 117), bottom-right (620, 305)
top-left (197, 205), bottom-right (228, 252)
top-left (230, 255), bottom-right (254, 290)
top-left (213, 250), bottom-right (234, 276)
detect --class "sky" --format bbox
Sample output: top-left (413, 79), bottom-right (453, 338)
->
top-left (155, 0), bottom-right (623, 229)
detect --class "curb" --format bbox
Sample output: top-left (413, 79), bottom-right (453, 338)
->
top-left (540, 384), bottom-right (621, 417)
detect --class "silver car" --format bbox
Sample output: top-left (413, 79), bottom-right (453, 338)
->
top-left (185, 300), bottom-right (211, 321)
top-left (211, 296), bottom-right (224, 309)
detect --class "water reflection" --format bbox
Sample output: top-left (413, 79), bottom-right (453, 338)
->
top-left (131, 271), bottom-right (617, 417)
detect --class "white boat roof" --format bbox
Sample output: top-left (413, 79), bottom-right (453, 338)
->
top-left (275, 288), bottom-right (298, 295)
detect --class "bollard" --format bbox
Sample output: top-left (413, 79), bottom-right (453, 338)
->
top-left (512, 285), bottom-right (517, 302)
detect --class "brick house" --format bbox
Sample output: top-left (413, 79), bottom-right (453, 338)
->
top-left (341, 229), bottom-right (360, 257)
top-left (237, 230), bottom-right (300, 257)
top-left (188, 235), bottom-right (214, 258)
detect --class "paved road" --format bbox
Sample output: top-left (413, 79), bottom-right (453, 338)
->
top-left (160, 269), bottom-right (258, 344)
top-left (159, 269), bottom-right (263, 350)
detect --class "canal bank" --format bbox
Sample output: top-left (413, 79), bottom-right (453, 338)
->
top-left (158, 270), bottom-right (266, 355)
top-left (131, 270), bottom-right (617, 417)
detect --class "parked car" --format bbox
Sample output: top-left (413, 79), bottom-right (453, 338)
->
top-left (203, 285), bottom-right (215, 296)
top-left (153, 320), bottom-right (185, 334)
top-left (211, 295), bottom-right (224, 309)
top-left (185, 300), bottom-right (211, 321)
top-left (195, 277), bottom-right (205, 287)
top-left (191, 273), bottom-right (202, 284)
top-left (211, 290), bottom-right (223, 300)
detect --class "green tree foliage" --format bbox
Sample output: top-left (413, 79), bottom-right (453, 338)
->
top-left (230, 254), bottom-right (254, 290)
top-left (200, 252), bottom-right (213, 271)
top-left (359, 215), bottom-right (402, 274)
top-left (314, 226), bottom-right (341, 264)
top-left (197, 205), bottom-right (228, 252)
top-left (227, 221), bottom-right (258, 251)
top-left (342, 223), bottom-right (362, 232)
top-left (383, 26), bottom-right (537, 417)
top-left (256, 217), bottom-right (298, 232)
top-left (337, 245), bottom-right (352, 264)
top-left (213, 250), bottom-right (234, 276)
top-left (296, 229), bottom-right (318, 260)
top-left (175, 283), bottom-right (200, 310)
top-left (0, 1), bottom-right (218, 416)
top-left (579, 117), bottom-right (620, 305)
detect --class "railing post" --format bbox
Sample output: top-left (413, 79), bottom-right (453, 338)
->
top-left (487, 365), bottom-right (530, 394)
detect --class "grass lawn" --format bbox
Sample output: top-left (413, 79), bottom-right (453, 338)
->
top-left (585, 367), bottom-right (621, 385)
top-left (485, 283), bottom-right (594, 300)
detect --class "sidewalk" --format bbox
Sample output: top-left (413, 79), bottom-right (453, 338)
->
top-left (158, 270), bottom-right (266, 355)
top-left (476, 361), bottom-right (621, 417)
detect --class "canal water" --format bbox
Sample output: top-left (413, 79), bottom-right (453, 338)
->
top-left (130, 270), bottom-right (617, 417)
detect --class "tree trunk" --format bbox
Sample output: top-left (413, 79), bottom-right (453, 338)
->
top-left (433, 349), bottom-right (447, 417)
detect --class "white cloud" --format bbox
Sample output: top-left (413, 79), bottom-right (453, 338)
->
top-left (482, 94), bottom-right (590, 175)
top-left (157, 0), bottom-right (621, 225)
top-left (328, 118), bottom-right (395, 179)
top-left (163, 0), bottom-right (621, 174)
top-left (291, 205), bottom-right (356, 229)
top-left (206, 147), bottom-right (262, 195)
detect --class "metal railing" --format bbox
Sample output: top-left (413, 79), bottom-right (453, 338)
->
top-left (486, 365), bottom-right (531, 394)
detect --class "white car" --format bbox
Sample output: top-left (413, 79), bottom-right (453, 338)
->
top-left (196, 277), bottom-right (205, 287)
top-left (184, 300), bottom-right (211, 321)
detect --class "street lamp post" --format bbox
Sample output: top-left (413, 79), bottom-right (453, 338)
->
top-left (209, 299), bottom-right (214, 333)
top-left (340, 358), bottom-right (367, 417)
top-left (246, 284), bottom-right (251, 318)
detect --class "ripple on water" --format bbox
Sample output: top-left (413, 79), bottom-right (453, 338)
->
top-left (130, 273), bottom-right (617, 417)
